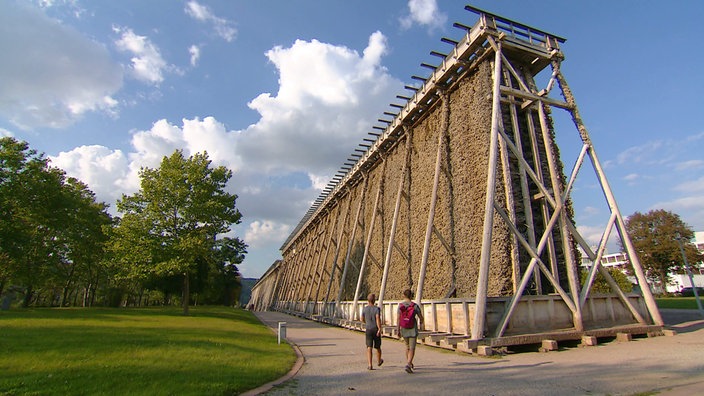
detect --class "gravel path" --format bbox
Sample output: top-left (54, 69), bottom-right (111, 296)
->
top-left (246, 309), bottom-right (704, 396)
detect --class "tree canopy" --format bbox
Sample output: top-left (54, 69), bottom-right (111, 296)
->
top-left (1, 139), bottom-right (247, 310)
top-left (623, 209), bottom-right (703, 292)
top-left (113, 150), bottom-right (246, 314)
top-left (0, 137), bottom-right (112, 306)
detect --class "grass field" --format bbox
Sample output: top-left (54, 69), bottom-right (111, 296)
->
top-left (656, 297), bottom-right (703, 310)
top-left (0, 306), bottom-right (296, 395)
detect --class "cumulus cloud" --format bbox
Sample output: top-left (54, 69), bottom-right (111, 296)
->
top-left (185, 1), bottom-right (237, 42)
top-left (114, 27), bottom-right (169, 85)
top-left (0, 3), bottom-right (122, 130)
top-left (52, 32), bottom-right (402, 274)
top-left (239, 31), bottom-right (400, 175)
top-left (49, 146), bottom-right (131, 206)
top-left (245, 220), bottom-right (292, 249)
top-left (400, 0), bottom-right (447, 30)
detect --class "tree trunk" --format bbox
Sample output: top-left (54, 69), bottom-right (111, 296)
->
top-left (182, 272), bottom-right (190, 315)
top-left (23, 284), bottom-right (33, 307)
top-left (83, 285), bottom-right (90, 307)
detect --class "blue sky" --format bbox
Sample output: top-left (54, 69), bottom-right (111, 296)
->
top-left (1, 0), bottom-right (703, 278)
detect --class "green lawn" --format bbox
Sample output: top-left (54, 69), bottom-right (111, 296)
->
top-left (0, 306), bottom-right (295, 396)
top-left (656, 297), bottom-right (703, 310)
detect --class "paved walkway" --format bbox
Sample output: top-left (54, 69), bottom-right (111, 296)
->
top-left (247, 309), bottom-right (704, 396)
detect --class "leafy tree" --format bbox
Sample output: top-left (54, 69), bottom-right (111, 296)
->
top-left (115, 150), bottom-right (244, 314)
top-left (206, 236), bottom-right (247, 306)
top-left (0, 137), bottom-right (111, 306)
top-left (53, 178), bottom-right (112, 306)
top-left (623, 209), bottom-right (702, 292)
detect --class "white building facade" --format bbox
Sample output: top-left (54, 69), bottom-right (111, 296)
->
top-left (581, 231), bottom-right (704, 294)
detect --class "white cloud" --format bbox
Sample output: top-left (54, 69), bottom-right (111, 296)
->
top-left (0, 3), bottom-right (122, 130)
top-left (49, 145), bottom-right (131, 208)
top-left (189, 45), bottom-right (201, 66)
top-left (685, 131), bottom-right (704, 142)
top-left (651, 195), bottom-right (704, 230)
top-left (616, 140), bottom-right (664, 165)
top-left (114, 27), bottom-right (167, 85)
top-left (675, 159), bottom-right (704, 171)
top-left (615, 133), bottom-right (703, 169)
top-left (576, 223), bottom-right (621, 254)
top-left (674, 176), bottom-right (704, 193)
top-left (185, 1), bottom-right (236, 42)
top-left (583, 206), bottom-right (601, 216)
top-left (1, 128), bottom-right (14, 137)
top-left (240, 32), bottom-right (401, 176)
top-left (245, 220), bottom-right (292, 249)
top-left (51, 33), bottom-right (402, 270)
top-left (400, 0), bottom-right (447, 30)
top-left (623, 173), bottom-right (639, 182)
top-left (52, 117), bottom-right (240, 212)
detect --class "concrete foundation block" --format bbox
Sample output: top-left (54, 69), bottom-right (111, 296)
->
top-left (539, 339), bottom-right (558, 352)
top-left (477, 345), bottom-right (493, 356)
top-left (581, 335), bottom-right (598, 346)
top-left (662, 329), bottom-right (677, 337)
top-left (439, 340), bottom-right (457, 350)
top-left (456, 339), bottom-right (478, 354)
top-left (616, 332), bottom-right (632, 342)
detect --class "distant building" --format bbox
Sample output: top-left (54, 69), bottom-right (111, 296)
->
top-left (580, 231), bottom-right (704, 293)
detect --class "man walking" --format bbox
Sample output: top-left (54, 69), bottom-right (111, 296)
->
top-left (362, 293), bottom-right (383, 370)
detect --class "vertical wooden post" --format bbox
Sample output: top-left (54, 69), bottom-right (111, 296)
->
top-left (313, 207), bottom-right (340, 313)
top-left (352, 174), bottom-right (383, 320)
top-left (335, 177), bottom-right (368, 315)
top-left (473, 39), bottom-right (503, 340)
top-left (323, 192), bottom-right (353, 311)
top-left (416, 90), bottom-right (450, 303)
top-left (304, 215), bottom-right (331, 314)
top-left (378, 134), bottom-right (411, 320)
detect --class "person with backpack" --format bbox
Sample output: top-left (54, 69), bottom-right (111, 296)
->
top-left (397, 288), bottom-right (424, 373)
top-left (361, 293), bottom-right (384, 370)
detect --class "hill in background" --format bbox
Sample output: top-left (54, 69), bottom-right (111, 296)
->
top-left (239, 278), bottom-right (258, 307)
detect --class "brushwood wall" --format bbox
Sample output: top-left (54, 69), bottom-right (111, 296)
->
top-left (273, 55), bottom-right (570, 310)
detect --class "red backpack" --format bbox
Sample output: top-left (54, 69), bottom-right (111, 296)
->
top-left (399, 303), bottom-right (416, 329)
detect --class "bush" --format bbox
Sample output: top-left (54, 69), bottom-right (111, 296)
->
top-left (581, 267), bottom-right (633, 294)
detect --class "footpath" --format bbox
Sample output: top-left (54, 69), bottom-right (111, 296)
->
top-left (246, 309), bottom-right (704, 396)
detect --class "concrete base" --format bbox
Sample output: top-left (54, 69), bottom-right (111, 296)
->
top-left (616, 332), bottom-right (632, 342)
top-left (581, 335), bottom-right (598, 346)
top-left (477, 345), bottom-right (493, 356)
top-left (539, 339), bottom-right (558, 352)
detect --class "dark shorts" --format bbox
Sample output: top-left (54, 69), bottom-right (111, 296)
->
top-left (365, 328), bottom-right (381, 349)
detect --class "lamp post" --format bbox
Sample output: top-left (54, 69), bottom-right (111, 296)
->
top-left (675, 233), bottom-right (704, 317)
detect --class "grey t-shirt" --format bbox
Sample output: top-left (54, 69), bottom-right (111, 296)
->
top-left (362, 305), bottom-right (381, 331)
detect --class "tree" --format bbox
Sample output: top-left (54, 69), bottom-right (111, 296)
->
top-left (0, 137), bottom-right (111, 306)
top-left (115, 150), bottom-right (244, 314)
top-left (623, 209), bottom-right (703, 292)
top-left (53, 178), bottom-right (112, 306)
top-left (206, 236), bottom-right (247, 306)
